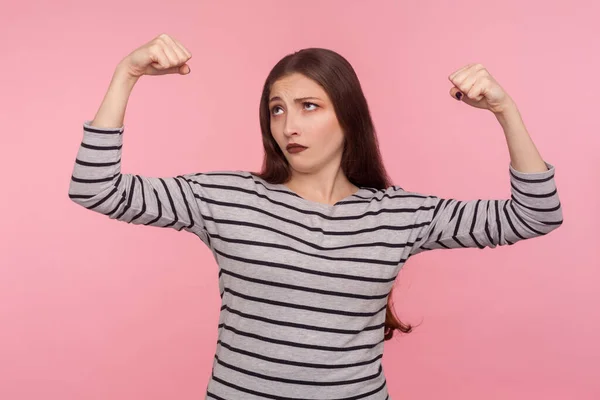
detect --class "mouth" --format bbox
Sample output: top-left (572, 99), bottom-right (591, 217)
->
top-left (286, 144), bottom-right (308, 153)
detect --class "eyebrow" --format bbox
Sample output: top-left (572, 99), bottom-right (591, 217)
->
top-left (268, 96), bottom-right (321, 104)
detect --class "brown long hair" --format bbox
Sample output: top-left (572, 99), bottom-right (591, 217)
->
top-left (254, 47), bottom-right (412, 340)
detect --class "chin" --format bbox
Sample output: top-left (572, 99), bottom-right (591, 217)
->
top-left (288, 159), bottom-right (327, 175)
top-left (288, 164), bottom-right (314, 174)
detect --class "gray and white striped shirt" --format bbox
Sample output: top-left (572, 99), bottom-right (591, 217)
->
top-left (69, 121), bottom-right (563, 399)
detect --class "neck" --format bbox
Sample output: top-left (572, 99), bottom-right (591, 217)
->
top-left (285, 162), bottom-right (358, 206)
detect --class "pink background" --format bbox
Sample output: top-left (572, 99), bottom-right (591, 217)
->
top-left (1, 0), bottom-right (598, 399)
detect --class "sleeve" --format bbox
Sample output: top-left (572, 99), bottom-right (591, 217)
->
top-left (409, 162), bottom-right (563, 256)
top-left (68, 121), bottom-right (211, 245)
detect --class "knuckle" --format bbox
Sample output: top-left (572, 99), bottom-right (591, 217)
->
top-left (150, 44), bottom-right (162, 54)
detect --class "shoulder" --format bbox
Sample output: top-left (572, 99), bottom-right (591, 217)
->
top-left (358, 185), bottom-right (436, 206)
top-left (180, 170), bottom-right (286, 198)
top-left (182, 170), bottom-right (256, 187)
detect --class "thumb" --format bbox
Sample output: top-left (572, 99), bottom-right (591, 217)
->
top-left (178, 64), bottom-right (191, 75)
top-left (169, 64), bottom-right (191, 75)
top-left (150, 63), bottom-right (191, 75)
top-left (449, 86), bottom-right (463, 101)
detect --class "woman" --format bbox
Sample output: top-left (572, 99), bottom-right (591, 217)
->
top-left (69, 34), bottom-right (563, 399)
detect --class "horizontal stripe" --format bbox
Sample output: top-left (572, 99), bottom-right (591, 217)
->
top-left (202, 211), bottom-right (431, 236)
top-left (75, 158), bottom-right (120, 167)
top-left (83, 125), bottom-right (123, 134)
top-left (71, 173), bottom-right (119, 183)
top-left (219, 324), bottom-right (384, 352)
top-left (81, 142), bottom-right (122, 151)
top-left (221, 305), bottom-right (384, 335)
top-left (221, 269), bottom-right (390, 300)
top-left (217, 339), bottom-right (383, 369)
top-left (68, 194), bottom-right (94, 200)
top-left (510, 169), bottom-right (554, 183)
top-left (214, 355), bottom-right (382, 386)
top-left (223, 287), bottom-right (387, 317)
top-left (211, 374), bottom-right (386, 400)
top-left (511, 182), bottom-right (557, 198)
top-left (511, 196), bottom-right (561, 212)
top-left (186, 179), bottom-right (433, 219)
top-left (205, 216), bottom-right (421, 250)
top-left (210, 233), bottom-right (404, 265)
top-left (195, 192), bottom-right (436, 222)
top-left (215, 249), bottom-right (397, 283)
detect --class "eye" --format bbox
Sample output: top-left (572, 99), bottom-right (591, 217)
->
top-left (303, 102), bottom-right (318, 111)
top-left (271, 106), bottom-right (283, 116)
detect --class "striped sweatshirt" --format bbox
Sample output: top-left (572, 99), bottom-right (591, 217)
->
top-left (69, 121), bottom-right (563, 399)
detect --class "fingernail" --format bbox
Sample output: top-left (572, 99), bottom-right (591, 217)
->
top-left (455, 92), bottom-right (462, 100)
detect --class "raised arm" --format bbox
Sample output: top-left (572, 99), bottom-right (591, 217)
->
top-left (410, 63), bottom-right (563, 255)
top-left (68, 34), bottom-right (211, 242)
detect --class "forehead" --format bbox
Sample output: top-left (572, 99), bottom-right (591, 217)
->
top-left (270, 73), bottom-right (327, 99)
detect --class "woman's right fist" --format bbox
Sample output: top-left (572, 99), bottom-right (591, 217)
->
top-left (119, 34), bottom-right (192, 78)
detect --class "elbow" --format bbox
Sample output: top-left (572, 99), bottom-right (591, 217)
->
top-left (67, 175), bottom-right (95, 207)
top-left (543, 218), bottom-right (563, 236)
top-left (68, 191), bottom-right (94, 207)
top-left (535, 206), bottom-right (564, 238)
top-left (547, 202), bottom-right (564, 231)
top-left (518, 199), bottom-right (564, 238)
top-left (547, 211), bottom-right (564, 233)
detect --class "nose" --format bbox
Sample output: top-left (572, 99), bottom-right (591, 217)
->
top-left (282, 112), bottom-right (299, 138)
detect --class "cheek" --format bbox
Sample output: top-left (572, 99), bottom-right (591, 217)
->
top-left (270, 120), bottom-right (284, 145)
top-left (317, 116), bottom-right (345, 147)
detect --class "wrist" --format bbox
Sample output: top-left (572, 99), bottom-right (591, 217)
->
top-left (113, 61), bottom-right (141, 89)
top-left (494, 99), bottom-right (520, 125)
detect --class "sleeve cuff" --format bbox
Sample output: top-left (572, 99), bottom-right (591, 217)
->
top-left (83, 120), bottom-right (124, 133)
top-left (509, 161), bottom-right (555, 180)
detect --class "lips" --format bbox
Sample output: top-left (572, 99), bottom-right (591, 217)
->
top-left (286, 144), bottom-right (307, 151)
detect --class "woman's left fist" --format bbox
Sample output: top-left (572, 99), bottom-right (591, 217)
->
top-left (449, 63), bottom-right (514, 114)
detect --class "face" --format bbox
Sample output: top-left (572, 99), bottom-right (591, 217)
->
top-left (268, 73), bottom-right (345, 175)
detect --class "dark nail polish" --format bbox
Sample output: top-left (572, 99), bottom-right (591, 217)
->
top-left (455, 92), bottom-right (462, 100)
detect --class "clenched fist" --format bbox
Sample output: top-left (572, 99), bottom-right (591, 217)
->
top-left (119, 33), bottom-right (192, 78)
top-left (448, 63), bottom-right (514, 114)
